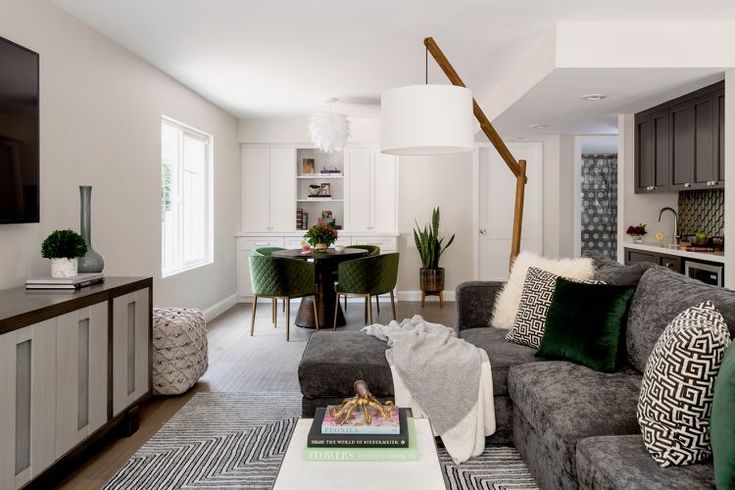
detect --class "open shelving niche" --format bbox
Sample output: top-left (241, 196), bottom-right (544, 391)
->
top-left (296, 148), bottom-right (344, 230)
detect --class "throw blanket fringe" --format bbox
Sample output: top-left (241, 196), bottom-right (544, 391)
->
top-left (362, 315), bottom-right (495, 464)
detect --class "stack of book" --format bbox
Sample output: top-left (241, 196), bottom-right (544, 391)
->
top-left (26, 273), bottom-right (104, 290)
top-left (296, 208), bottom-right (308, 230)
top-left (304, 406), bottom-right (416, 462)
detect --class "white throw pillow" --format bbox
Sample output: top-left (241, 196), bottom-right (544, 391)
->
top-left (490, 252), bottom-right (595, 329)
top-left (638, 301), bottom-right (731, 467)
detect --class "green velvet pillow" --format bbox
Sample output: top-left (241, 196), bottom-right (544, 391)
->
top-left (712, 344), bottom-right (735, 490)
top-left (536, 278), bottom-right (636, 372)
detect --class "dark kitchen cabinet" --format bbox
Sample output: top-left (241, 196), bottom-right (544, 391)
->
top-left (624, 248), bottom-right (682, 273)
top-left (635, 81), bottom-right (724, 194)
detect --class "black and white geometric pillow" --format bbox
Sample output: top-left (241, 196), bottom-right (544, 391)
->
top-left (505, 267), bottom-right (600, 349)
top-left (638, 301), bottom-right (731, 467)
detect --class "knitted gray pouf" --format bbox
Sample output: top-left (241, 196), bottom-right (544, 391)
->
top-left (152, 307), bottom-right (208, 395)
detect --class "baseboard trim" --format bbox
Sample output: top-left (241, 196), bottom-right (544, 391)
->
top-left (396, 290), bottom-right (455, 302)
top-left (203, 294), bottom-right (238, 321)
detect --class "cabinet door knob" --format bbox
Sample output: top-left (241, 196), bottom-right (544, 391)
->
top-left (684, 183), bottom-right (691, 188)
top-left (479, 229), bottom-right (487, 235)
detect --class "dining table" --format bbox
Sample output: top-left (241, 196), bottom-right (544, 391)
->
top-left (271, 247), bottom-right (368, 329)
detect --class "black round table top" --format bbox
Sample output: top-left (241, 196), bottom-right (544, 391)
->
top-left (272, 248), bottom-right (368, 260)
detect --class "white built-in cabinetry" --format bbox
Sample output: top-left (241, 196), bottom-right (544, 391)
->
top-left (0, 279), bottom-right (151, 489)
top-left (237, 144), bottom-right (399, 300)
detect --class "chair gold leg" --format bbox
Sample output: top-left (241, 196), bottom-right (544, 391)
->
top-left (286, 298), bottom-right (291, 342)
top-left (283, 298), bottom-right (286, 312)
top-left (390, 291), bottom-right (397, 320)
top-left (333, 294), bottom-right (340, 330)
top-left (439, 291), bottom-right (444, 308)
top-left (313, 296), bottom-right (320, 331)
top-left (250, 296), bottom-right (258, 336)
top-left (344, 295), bottom-right (347, 311)
top-left (366, 295), bottom-right (373, 325)
top-left (376, 295), bottom-right (380, 314)
top-left (364, 298), bottom-right (368, 322)
top-left (272, 299), bottom-right (276, 327)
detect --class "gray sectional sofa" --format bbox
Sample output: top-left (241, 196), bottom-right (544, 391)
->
top-left (298, 262), bottom-right (735, 489)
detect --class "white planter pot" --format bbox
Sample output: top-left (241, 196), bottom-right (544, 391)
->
top-left (50, 258), bottom-right (78, 278)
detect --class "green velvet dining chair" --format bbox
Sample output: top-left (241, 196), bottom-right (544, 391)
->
top-left (252, 247), bottom-right (288, 322)
top-left (341, 245), bottom-right (381, 312)
top-left (249, 255), bottom-right (318, 341)
top-left (334, 253), bottom-right (399, 328)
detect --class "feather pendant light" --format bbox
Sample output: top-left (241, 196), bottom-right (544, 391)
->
top-left (308, 99), bottom-right (350, 153)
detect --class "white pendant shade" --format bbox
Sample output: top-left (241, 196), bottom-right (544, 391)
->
top-left (381, 84), bottom-right (474, 155)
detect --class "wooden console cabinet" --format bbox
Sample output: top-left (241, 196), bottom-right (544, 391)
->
top-left (0, 277), bottom-right (152, 489)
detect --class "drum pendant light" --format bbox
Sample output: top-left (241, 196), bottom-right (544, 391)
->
top-left (380, 45), bottom-right (474, 155)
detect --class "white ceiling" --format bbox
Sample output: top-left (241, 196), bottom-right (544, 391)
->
top-left (51, 0), bottom-right (735, 122)
top-left (494, 68), bottom-right (725, 138)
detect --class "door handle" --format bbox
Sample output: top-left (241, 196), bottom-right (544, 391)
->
top-left (479, 229), bottom-right (487, 235)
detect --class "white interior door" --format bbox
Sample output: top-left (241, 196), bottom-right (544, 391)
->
top-left (478, 142), bottom-right (543, 281)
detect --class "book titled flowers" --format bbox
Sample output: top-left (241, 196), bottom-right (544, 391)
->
top-left (321, 405), bottom-right (400, 435)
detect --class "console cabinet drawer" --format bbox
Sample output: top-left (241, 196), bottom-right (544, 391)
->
top-left (237, 237), bottom-right (285, 251)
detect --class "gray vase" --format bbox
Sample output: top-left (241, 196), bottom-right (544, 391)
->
top-left (78, 185), bottom-right (105, 273)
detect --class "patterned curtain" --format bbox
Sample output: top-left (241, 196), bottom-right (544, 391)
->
top-left (580, 154), bottom-right (618, 258)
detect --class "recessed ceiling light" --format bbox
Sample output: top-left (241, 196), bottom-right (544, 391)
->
top-left (580, 93), bottom-right (608, 101)
top-left (528, 123), bottom-right (549, 129)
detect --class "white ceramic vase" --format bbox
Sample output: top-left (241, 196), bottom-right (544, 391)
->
top-left (51, 257), bottom-right (78, 278)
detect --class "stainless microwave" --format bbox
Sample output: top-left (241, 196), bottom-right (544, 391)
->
top-left (684, 260), bottom-right (724, 287)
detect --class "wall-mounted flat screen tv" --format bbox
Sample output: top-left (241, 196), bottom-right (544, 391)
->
top-left (0, 36), bottom-right (39, 224)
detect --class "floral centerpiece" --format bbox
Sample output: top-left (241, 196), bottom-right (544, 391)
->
top-left (626, 223), bottom-right (647, 242)
top-left (303, 222), bottom-right (338, 252)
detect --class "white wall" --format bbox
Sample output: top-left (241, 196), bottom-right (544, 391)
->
top-left (616, 113), bottom-right (677, 262)
top-left (0, 0), bottom-right (240, 313)
top-left (725, 70), bottom-right (735, 288)
top-left (396, 153), bottom-right (475, 296)
top-left (541, 134), bottom-right (575, 258)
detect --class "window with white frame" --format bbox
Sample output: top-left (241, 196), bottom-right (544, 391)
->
top-left (161, 117), bottom-right (213, 277)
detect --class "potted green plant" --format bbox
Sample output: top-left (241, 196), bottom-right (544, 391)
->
top-left (413, 207), bottom-right (455, 295)
top-left (41, 229), bottom-right (87, 278)
top-left (303, 223), bottom-right (339, 252)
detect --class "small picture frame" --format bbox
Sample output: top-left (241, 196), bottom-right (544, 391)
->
top-left (320, 182), bottom-right (331, 197)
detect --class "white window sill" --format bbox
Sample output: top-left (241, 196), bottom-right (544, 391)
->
top-left (162, 259), bottom-right (213, 279)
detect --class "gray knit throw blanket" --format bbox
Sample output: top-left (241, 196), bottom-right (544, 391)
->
top-left (363, 315), bottom-right (487, 436)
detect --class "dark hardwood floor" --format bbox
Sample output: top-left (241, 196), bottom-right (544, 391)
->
top-left (55, 298), bottom-right (455, 489)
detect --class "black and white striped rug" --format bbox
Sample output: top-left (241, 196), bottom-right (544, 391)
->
top-left (104, 392), bottom-right (537, 490)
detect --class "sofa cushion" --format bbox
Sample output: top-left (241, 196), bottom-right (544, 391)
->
top-left (537, 279), bottom-right (635, 372)
top-left (594, 259), bottom-right (653, 286)
top-left (507, 361), bottom-right (642, 482)
top-left (459, 327), bottom-right (539, 396)
top-left (299, 331), bottom-right (393, 399)
top-left (638, 301), bottom-right (731, 467)
top-left (627, 266), bottom-right (735, 372)
top-left (576, 435), bottom-right (715, 490)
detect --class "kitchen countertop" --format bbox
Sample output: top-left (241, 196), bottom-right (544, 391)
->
top-left (624, 242), bottom-right (725, 264)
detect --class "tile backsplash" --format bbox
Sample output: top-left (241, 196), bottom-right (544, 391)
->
top-left (678, 188), bottom-right (724, 237)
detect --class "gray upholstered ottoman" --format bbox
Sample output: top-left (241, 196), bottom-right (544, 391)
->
top-left (152, 307), bottom-right (208, 395)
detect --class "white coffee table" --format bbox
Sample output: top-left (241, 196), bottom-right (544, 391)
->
top-left (273, 417), bottom-right (446, 490)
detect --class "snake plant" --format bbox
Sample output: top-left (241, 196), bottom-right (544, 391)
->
top-left (412, 207), bottom-right (455, 269)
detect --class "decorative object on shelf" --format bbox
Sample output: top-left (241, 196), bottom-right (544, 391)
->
top-left (329, 380), bottom-right (395, 426)
top-left (320, 166), bottom-right (341, 174)
top-left (304, 222), bottom-right (338, 252)
top-left (319, 182), bottom-right (331, 197)
top-left (413, 207), bottom-right (455, 307)
top-left (626, 223), bottom-right (647, 243)
top-left (318, 210), bottom-right (336, 228)
top-left (381, 37), bottom-right (528, 269)
top-left (308, 99), bottom-right (350, 153)
top-left (308, 184), bottom-right (322, 197)
top-left (41, 228), bottom-right (87, 278)
top-left (302, 158), bottom-right (315, 174)
top-left (78, 185), bottom-right (105, 273)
